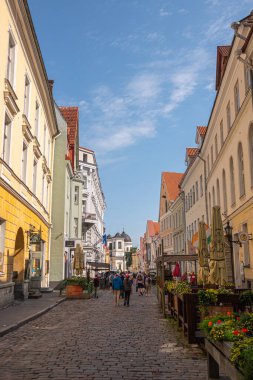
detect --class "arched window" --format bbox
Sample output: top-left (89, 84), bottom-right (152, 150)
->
top-left (216, 178), bottom-right (220, 206)
top-left (212, 186), bottom-right (216, 207)
top-left (209, 192), bottom-right (212, 222)
top-left (249, 124), bottom-right (253, 186)
top-left (230, 157), bottom-right (236, 205)
top-left (238, 142), bottom-right (245, 197)
top-left (222, 169), bottom-right (227, 213)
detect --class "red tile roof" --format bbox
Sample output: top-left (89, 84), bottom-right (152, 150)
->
top-left (162, 172), bottom-right (184, 201)
top-left (147, 220), bottom-right (160, 237)
top-left (186, 147), bottom-right (199, 157)
top-left (196, 126), bottom-right (207, 136)
top-left (59, 107), bottom-right (79, 145)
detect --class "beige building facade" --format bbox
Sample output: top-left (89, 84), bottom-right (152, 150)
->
top-left (0, 0), bottom-right (59, 305)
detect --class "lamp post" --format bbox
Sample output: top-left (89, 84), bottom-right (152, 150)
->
top-left (224, 220), bottom-right (237, 285)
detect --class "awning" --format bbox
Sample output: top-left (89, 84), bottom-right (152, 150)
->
top-left (86, 261), bottom-right (110, 270)
top-left (156, 254), bottom-right (198, 263)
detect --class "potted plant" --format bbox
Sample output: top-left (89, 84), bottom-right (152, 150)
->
top-left (64, 277), bottom-right (87, 298)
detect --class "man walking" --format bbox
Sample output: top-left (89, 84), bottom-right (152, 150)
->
top-left (93, 274), bottom-right (99, 298)
top-left (112, 273), bottom-right (122, 306)
top-left (123, 273), bottom-right (132, 306)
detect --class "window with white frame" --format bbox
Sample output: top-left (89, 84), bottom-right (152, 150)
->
top-left (230, 157), bottom-right (236, 205)
top-left (34, 102), bottom-right (40, 137)
top-left (234, 80), bottom-right (240, 115)
top-left (74, 186), bottom-right (79, 204)
top-left (238, 142), bottom-right (245, 197)
top-left (74, 218), bottom-right (78, 238)
top-left (7, 31), bottom-right (16, 87)
top-left (83, 154), bottom-right (87, 162)
top-left (220, 120), bottom-right (224, 146)
top-left (118, 241), bottom-right (122, 249)
top-left (227, 101), bottom-right (231, 131)
top-left (32, 159), bottom-right (37, 194)
top-left (46, 182), bottom-right (49, 210)
top-left (21, 141), bottom-right (28, 183)
top-left (42, 175), bottom-right (45, 205)
top-left (0, 219), bottom-right (6, 273)
top-left (3, 113), bottom-right (12, 165)
top-left (23, 75), bottom-right (30, 118)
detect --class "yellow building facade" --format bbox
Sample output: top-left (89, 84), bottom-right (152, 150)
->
top-left (0, 0), bottom-right (58, 306)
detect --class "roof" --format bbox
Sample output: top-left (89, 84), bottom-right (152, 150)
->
top-left (79, 146), bottom-right (94, 153)
top-left (147, 220), bottom-right (159, 237)
top-left (186, 147), bottom-right (199, 157)
top-left (195, 126), bottom-right (207, 144)
top-left (59, 107), bottom-right (78, 145)
top-left (215, 46), bottom-right (231, 91)
top-left (121, 230), bottom-right (132, 242)
top-left (162, 172), bottom-right (184, 201)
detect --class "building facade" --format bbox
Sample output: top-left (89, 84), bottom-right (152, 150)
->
top-left (79, 147), bottom-right (106, 266)
top-left (0, 0), bottom-right (59, 305)
top-left (107, 231), bottom-right (132, 271)
top-left (145, 220), bottom-right (159, 272)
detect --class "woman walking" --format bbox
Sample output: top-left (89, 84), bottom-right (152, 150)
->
top-left (123, 274), bottom-right (132, 306)
top-left (112, 273), bottom-right (122, 306)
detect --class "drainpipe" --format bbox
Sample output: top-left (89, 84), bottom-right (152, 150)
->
top-left (198, 155), bottom-right (209, 226)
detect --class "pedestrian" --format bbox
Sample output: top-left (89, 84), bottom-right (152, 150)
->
top-left (145, 273), bottom-right (152, 296)
top-left (112, 273), bottom-right (123, 306)
top-left (93, 275), bottom-right (99, 298)
top-left (120, 272), bottom-right (125, 299)
top-left (136, 271), bottom-right (144, 296)
top-left (109, 273), bottom-right (114, 289)
top-left (123, 273), bottom-right (132, 306)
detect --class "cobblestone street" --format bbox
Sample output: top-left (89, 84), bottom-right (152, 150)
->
top-left (0, 289), bottom-right (207, 379)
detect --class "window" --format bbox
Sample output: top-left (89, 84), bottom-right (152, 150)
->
top-left (113, 242), bottom-right (116, 249)
top-left (7, 31), bottom-right (16, 86)
top-left (43, 126), bottom-right (46, 156)
top-left (74, 218), bottom-right (78, 238)
top-left (21, 141), bottom-right (28, 183)
top-left (34, 102), bottom-right (39, 137)
top-left (238, 142), bottom-right (245, 197)
top-left (249, 124), bottom-right (253, 187)
top-left (207, 154), bottom-right (210, 175)
top-left (227, 101), bottom-right (231, 131)
top-left (211, 145), bottom-right (214, 166)
top-left (42, 175), bottom-right (45, 205)
top-left (220, 120), bottom-right (224, 146)
top-left (109, 243), bottom-right (112, 250)
top-left (83, 176), bottom-right (87, 189)
top-left (212, 186), bottom-right (216, 208)
top-left (82, 200), bottom-right (86, 213)
top-left (200, 175), bottom-right (203, 197)
top-left (23, 75), bottom-right (30, 118)
top-left (216, 178), bottom-right (220, 206)
top-left (192, 185), bottom-right (195, 204)
top-left (215, 134), bottom-right (218, 159)
top-left (234, 80), bottom-right (240, 115)
top-left (230, 157), bottom-right (236, 205)
top-left (32, 159), bottom-right (37, 194)
top-left (46, 183), bottom-right (49, 210)
top-left (3, 113), bottom-right (12, 164)
top-left (83, 154), bottom-right (87, 162)
top-left (74, 186), bottom-right (79, 204)
top-left (245, 67), bottom-right (252, 91)
top-left (47, 139), bottom-right (50, 167)
top-left (209, 192), bottom-right (211, 222)
top-left (190, 189), bottom-right (192, 208)
top-left (65, 212), bottom-right (69, 234)
top-left (222, 169), bottom-right (227, 214)
top-left (118, 242), bottom-right (122, 249)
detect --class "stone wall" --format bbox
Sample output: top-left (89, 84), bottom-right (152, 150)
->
top-left (0, 282), bottom-right (14, 308)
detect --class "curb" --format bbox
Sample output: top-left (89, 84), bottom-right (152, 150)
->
top-left (0, 297), bottom-right (66, 338)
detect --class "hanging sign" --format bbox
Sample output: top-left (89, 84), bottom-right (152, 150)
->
top-left (238, 232), bottom-right (249, 244)
top-left (65, 240), bottom-right (75, 248)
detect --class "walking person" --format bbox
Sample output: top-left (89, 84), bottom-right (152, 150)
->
top-left (123, 273), bottom-right (132, 306)
top-left (109, 273), bottom-right (114, 289)
top-left (145, 273), bottom-right (152, 296)
top-left (112, 273), bottom-right (122, 306)
top-left (93, 274), bottom-right (99, 298)
top-left (136, 271), bottom-right (144, 296)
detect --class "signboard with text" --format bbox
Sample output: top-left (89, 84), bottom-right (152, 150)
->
top-left (65, 240), bottom-right (75, 248)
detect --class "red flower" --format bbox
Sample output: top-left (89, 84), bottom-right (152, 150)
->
top-left (242, 328), bottom-right (248, 333)
top-left (233, 330), bottom-right (239, 335)
top-left (236, 317), bottom-right (240, 321)
top-left (217, 320), bottom-right (221, 324)
top-left (208, 321), bottom-right (213, 327)
top-left (227, 311), bottom-right (232, 316)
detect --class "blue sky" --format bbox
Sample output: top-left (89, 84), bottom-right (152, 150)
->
top-left (29, 0), bottom-right (252, 246)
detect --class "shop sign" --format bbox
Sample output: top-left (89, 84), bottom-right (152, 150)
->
top-left (65, 240), bottom-right (75, 248)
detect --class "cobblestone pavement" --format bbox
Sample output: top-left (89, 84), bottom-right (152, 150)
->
top-left (0, 288), bottom-right (207, 379)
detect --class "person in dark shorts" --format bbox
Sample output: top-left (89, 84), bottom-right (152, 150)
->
top-left (123, 274), bottom-right (132, 306)
top-left (93, 275), bottom-right (99, 298)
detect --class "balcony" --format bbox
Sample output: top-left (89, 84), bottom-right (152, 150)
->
top-left (82, 212), bottom-right (97, 226)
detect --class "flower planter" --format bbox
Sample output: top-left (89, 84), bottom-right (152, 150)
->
top-left (66, 284), bottom-right (83, 298)
top-left (206, 305), bottom-right (234, 316)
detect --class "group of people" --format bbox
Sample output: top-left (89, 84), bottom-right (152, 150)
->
top-left (93, 271), bottom-right (153, 306)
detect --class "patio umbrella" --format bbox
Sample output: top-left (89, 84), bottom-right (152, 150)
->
top-left (73, 244), bottom-right (85, 276)
top-left (172, 262), bottom-right (181, 278)
top-left (208, 206), bottom-right (227, 285)
top-left (198, 221), bottom-right (209, 285)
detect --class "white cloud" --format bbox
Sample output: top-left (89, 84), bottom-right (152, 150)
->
top-left (159, 8), bottom-right (172, 17)
top-left (127, 73), bottom-right (162, 103)
top-left (178, 8), bottom-right (189, 15)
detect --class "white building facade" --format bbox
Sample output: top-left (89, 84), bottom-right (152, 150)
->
top-left (107, 231), bottom-right (132, 272)
top-left (79, 147), bottom-right (106, 266)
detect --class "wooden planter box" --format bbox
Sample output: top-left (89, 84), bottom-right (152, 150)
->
top-left (66, 285), bottom-right (84, 298)
top-left (205, 338), bottom-right (244, 380)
